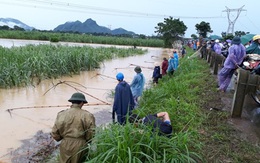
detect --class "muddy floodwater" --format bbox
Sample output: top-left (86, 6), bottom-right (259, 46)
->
top-left (0, 39), bottom-right (169, 162)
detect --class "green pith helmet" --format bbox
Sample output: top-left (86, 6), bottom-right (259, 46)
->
top-left (134, 66), bottom-right (142, 73)
top-left (68, 92), bottom-right (88, 103)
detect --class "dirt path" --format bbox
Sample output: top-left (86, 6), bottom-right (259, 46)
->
top-left (209, 70), bottom-right (260, 145)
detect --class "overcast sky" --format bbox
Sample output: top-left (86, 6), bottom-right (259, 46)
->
top-left (0, 0), bottom-right (259, 37)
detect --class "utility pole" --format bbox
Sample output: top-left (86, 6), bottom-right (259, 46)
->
top-left (222, 5), bottom-right (246, 35)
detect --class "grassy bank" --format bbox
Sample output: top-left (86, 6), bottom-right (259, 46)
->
top-left (0, 44), bottom-right (146, 88)
top-left (81, 48), bottom-right (260, 162)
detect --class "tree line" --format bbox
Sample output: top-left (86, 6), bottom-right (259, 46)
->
top-left (0, 18), bottom-right (250, 48)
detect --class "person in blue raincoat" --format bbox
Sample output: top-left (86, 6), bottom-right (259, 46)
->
top-left (130, 66), bottom-right (145, 107)
top-left (167, 51), bottom-right (179, 75)
top-left (113, 72), bottom-right (135, 125)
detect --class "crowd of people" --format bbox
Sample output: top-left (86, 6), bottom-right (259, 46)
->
top-left (200, 34), bottom-right (260, 93)
top-left (185, 34), bottom-right (260, 93)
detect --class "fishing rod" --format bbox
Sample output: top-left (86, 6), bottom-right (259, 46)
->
top-left (115, 63), bottom-right (154, 70)
top-left (95, 73), bottom-right (116, 80)
top-left (129, 63), bottom-right (153, 69)
top-left (144, 61), bottom-right (154, 63)
top-left (114, 66), bottom-right (132, 70)
top-left (151, 55), bottom-right (159, 58)
top-left (6, 103), bottom-right (111, 112)
top-left (188, 47), bottom-right (202, 59)
top-left (44, 80), bottom-right (81, 95)
top-left (44, 80), bottom-right (111, 105)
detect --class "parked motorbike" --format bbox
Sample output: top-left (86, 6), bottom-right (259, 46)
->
top-left (241, 54), bottom-right (260, 105)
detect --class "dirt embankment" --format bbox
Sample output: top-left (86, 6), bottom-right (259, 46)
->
top-left (3, 110), bottom-right (112, 163)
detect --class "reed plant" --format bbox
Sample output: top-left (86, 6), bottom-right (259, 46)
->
top-left (0, 30), bottom-right (164, 47)
top-left (0, 44), bottom-right (146, 88)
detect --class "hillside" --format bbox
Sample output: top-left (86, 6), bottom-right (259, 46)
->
top-left (53, 18), bottom-right (135, 35)
top-left (0, 18), bottom-right (34, 30)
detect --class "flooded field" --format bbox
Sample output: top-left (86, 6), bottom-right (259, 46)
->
top-left (0, 39), bottom-right (169, 162)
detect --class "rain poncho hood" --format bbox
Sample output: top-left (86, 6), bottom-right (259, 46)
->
top-left (113, 81), bottom-right (135, 124)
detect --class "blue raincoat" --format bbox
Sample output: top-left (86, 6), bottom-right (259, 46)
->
top-left (113, 81), bottom-right (135, 124)
top-left (167, 52), bottom-right (179, 72)
top-left (130, 73), bottom-right (145, 98)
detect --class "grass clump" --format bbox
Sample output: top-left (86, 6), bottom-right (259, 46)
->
top-left (86, 122), bottom-right (200, 163)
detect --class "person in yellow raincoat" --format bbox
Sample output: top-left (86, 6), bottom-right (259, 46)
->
top-left (51, 92), bottom-right (96, 163)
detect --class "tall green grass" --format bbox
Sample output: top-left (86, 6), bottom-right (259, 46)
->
top-left (86, 122), bottom-right (200, 163)
top-left (0, 44), bottom-right (146, 88)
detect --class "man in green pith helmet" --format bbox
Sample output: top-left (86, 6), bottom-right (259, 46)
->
top-left (51, 92), bottom-right (96, 163)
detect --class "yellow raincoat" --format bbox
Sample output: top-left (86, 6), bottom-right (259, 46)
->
top-left (51, 104), bottom-right (96, 163)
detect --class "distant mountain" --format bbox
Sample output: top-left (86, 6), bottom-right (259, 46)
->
top-left (0, 18), bottom-right (135, 35)
top-left (54, 18), bottom-right (135, 35)
top-left (0, 18), bottom-right (34, 31)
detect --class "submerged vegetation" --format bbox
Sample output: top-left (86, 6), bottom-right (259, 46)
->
top-left (0, 44), bottom-right (146, 88)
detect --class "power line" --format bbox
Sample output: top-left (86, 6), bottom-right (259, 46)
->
top-left (1, 0), bottom-right (225, 19)
top-left (245, 15), bottom-right (260, 32)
